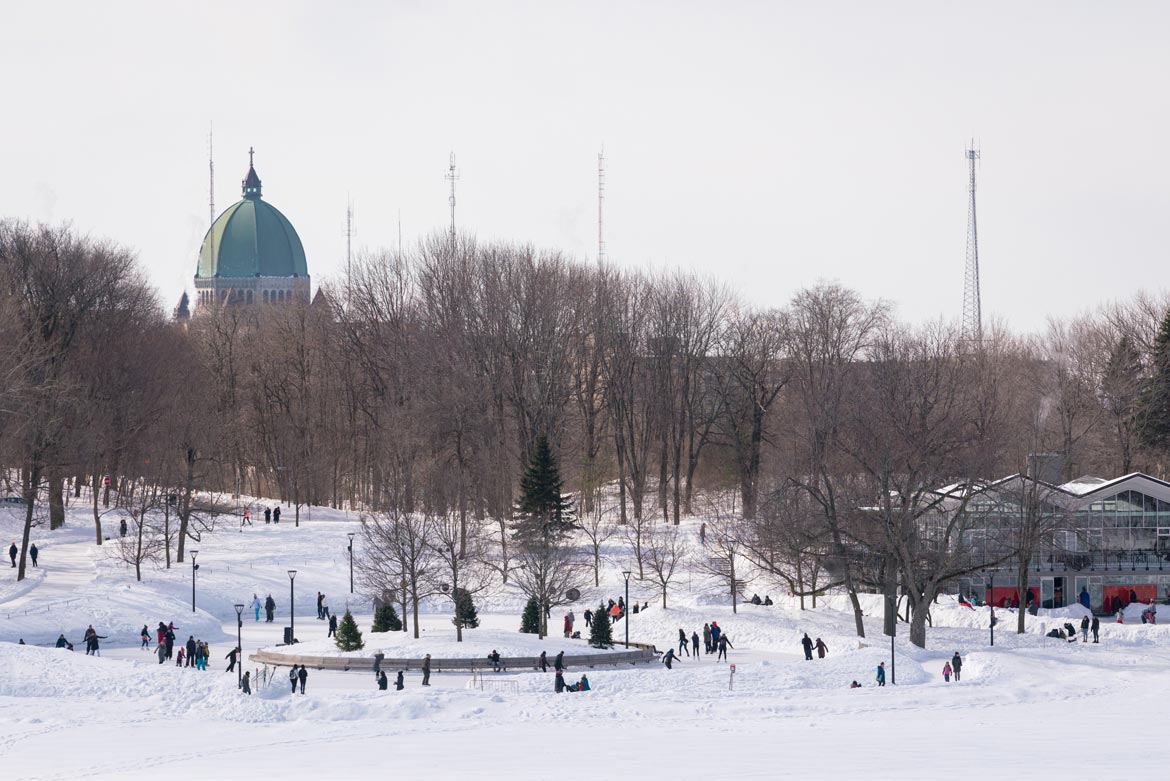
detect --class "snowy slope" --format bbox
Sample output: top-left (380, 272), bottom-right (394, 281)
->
top-left (2, 502), bottom-right (1170, 780)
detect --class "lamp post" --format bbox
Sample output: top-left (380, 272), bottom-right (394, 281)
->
top-left (347, 533), bottom-right (356, 594)
top-left (622, 569), bottom-right (631, 649)
top-left (234, 603), bottom-right (244, 689)
top-left (190, 550), bottom-right (199, 613)
top-left (288, 570), bottom-right (297, 644)
top-left (982, 568), bottom-right (995, 647)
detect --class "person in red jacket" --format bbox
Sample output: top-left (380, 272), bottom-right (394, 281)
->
top-left (563, 614), bottom-right (572, 638)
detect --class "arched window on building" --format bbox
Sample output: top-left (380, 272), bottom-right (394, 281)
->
top-left (247, 290), bottom-right (254, 304)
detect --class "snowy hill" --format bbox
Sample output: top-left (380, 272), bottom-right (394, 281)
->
top-left (2, 501), bottom-right (1169, 780)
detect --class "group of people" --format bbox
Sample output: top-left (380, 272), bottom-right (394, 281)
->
top-left (800, 633), bottom-right (828, 660)
top-left (7, 541), bottom-right (38, 567)
top-left (749, 594), bottom-right (774, 606)
top-left (941, 652), bottom-right (964, 682)
top-left (661, 622), bottom-right (733, 668)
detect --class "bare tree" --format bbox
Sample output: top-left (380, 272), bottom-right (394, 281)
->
top-left (692, 497), bottom-right (754, 613)
top-left (429, 508), bottom-right (494, 642)
top-left (643, 521), bottom-right (689, 608)
top-left (511, 540), bottom-right (586, 639)
top-left (578, 501), bottom-right (618, 587)
top-left (356, 510), bottom-right (436, 639)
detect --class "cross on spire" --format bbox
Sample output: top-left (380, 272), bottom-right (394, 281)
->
top-left (249, 146), bottom-right (255, 167)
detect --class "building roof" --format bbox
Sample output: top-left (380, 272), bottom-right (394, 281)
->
top-left (195, 155), bottom-right (308, 280)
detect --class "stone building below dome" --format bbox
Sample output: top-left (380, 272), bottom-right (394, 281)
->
top-left (193, 150), bottom-right (310, 311)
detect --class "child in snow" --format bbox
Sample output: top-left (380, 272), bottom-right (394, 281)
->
top-left (876, 662), bottom-right (886, 686)
top-left (942, 662), bottom-right (952, 682)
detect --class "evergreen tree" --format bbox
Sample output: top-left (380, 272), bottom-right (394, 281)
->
top-left (453, 589), bottom-right (480, 630)
top-left (514, 434), bottom-right (575, 546)
top-left (1138, 312), bottom-right (1170, 455)
top-left (589, 601), bottom-right (613, 649)
top-left (520, 596), bottom-right (541, 634)
top-left (334, 610), bottom-right (365, 651)
top-left (371, 603), bottom-right (402, 633)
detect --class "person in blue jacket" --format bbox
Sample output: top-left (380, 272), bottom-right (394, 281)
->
top-left (578, 674), bottom-right (590, 691)
top-left (876, 662), bottom-right (886, 687)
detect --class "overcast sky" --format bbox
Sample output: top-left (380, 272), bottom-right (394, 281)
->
top-left (2, 1), bottom-right (1166, 332)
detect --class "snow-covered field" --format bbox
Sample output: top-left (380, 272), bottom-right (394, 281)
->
top-left (2, 500), bottom-right (1169, 780)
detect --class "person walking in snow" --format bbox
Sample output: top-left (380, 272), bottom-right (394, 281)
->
top-left (703, 623), bottom-right (712, 654)
top-left (568, 610), bottom-right (576, 634)
top-left (176, 648), bottom-right (185, 667)
top-left (378, 671), bottom-right (388, 690)
top-left (678, 628), bottom-right (690, 657)
top-left (119, 519), bottom-right (127, 537)
top-left (554, 650), bottom-right (565, 672)
top-left (165, 625), bottom-right (176, 660)
top-left (539, 651), bottom-right (548, 672)
top-left (289, 666), bottom-right (299, 693)
top-left (225, 647), bottom-right (239, 673)
top-left (942, 662), bottom-right (952, 682)
top-left (801, 633), bottom-right (814, 661)
top-left (583, 608), bottom-right (592, 628)
top-left (555, 669), bottom-right (566, 693)
top-left (951, 652), bottom-right (963, 682)
top-left (140, 625), bottom-right (150, 649)
top-left (29, 544), bottom-right (38, 567)
top-left (321, 595), bottom-right (330, 621)
top-left (250, 594), bottom-right (262, 622)
top-left (242, 671), bottom-right (252, 695)
top-left (1080, 615), bottom-right (1090, 642)
top-left (814, 638), bottom-right (829, 659)
top-left (395, 671), bottom-right (404, 691)
top-left (316, 592), bottom-right (324, 620)
top-left (691, 630), bottom-right (700, 657)
top-left (297, 665), bottom-right (308, 694)
top-left (194, 641), bottom-right (206, 671)
top-left (242, 507), bottom-right (252, 527)
top-left (422, 653), bottom-right (431, 686)
top-left (9, 541), bottom-right (17, 567)
top-left (328, 613), bottom-right (338, 638)
top-left (1091, 615), bottom-right (1100, 643)
top-left (264, 507), bottom-right (271, 525)
top-left (717, 634), bottom-right (733, 661)
top-left (273, 506), bottom-right (281, 524)
top-left (185, 636), bottom-right (196, 667)
top-left (373, 651), bottom-right (384, 679)
top-left (662, 648), bottom-right (680, 669)
top-left (264, 594), bottom-right (276, 623)
top-left (563, 614), bottom-right (572, 638)
top-left (876, 662), bottom-right (886, 686)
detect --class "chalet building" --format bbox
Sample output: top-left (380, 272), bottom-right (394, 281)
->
top-left (946, 472), bottom-right (1170, 614)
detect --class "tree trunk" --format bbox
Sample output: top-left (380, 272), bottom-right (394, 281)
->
top-left (17, 465), bottom-right (40, 582)
top-left (1017, 559), bottom-right (1030, 634)
top-left (92, 473), bottom-right (102, 545)
top-left (48, 471), bottom-right (65, 529)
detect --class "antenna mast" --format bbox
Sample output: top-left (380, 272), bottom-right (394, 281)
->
top-left (346, 197), bottom-right (354, 283)
top-left (962, 141), bottom-right (982, 343)
top-left (598, 148), bottom-right (607, 263)
top-left (208, 123), bottom-right (215, 226)
top-left (446, 152), bottom-right (459, 246)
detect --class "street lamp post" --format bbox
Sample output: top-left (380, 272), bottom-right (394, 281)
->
top-left (234, 603), bottom-right (245, 689)
top-left (622, 570), bottom-right (631, 649)
top-left (288, 570), bottom-right (297, 644)
top-left (190, 551), bottom-right (199, 613)
top-left (982, 568), bottom-right (995, 646)
top-left (347, 533), bottom-right (356, 594)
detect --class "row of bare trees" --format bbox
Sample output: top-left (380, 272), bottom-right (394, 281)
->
top-left (6, 219), bottom-right (1170, 652)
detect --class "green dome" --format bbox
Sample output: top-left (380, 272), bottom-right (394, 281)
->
top-left (196, 162), bottom-right (308, 279)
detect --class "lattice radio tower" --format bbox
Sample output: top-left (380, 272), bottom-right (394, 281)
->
top-left (598, 147), bottom-right (607, 263)
top-left (962, 141), bottom-right (982, 343)
top-left (446, 152), bottom-right (459, 246)
top-left (208, 122), bottom-right (215, 227)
